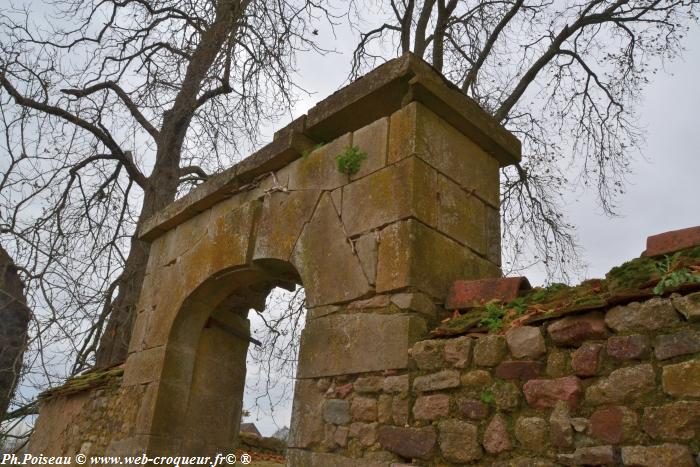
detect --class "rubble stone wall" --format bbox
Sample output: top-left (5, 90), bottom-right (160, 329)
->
top-left (291, 291), bottom-right (700, 466)
top-left (29, 371), bottom-right (145, 458)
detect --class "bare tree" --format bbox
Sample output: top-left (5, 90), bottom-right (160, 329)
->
top-left (0, 2), bottom-right (334, 442)
top-left (0, 0), bottom-right (328, 390)
top-left (247, 287), bottom-right (306, 428)
top-left (348, 0), bottom-right (699, 279)
top-left (0, 244), bottom-right (30, 419)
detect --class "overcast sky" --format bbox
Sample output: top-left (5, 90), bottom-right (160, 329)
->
top-left (244, 26), bottom-right (700, 436)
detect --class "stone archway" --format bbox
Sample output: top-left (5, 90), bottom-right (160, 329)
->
top-left (28, 53), bottom-right (520, 464)
top-left (143, 262), bottom-right (298, 454)
top-left (124, 185), bottom-right (374, 455)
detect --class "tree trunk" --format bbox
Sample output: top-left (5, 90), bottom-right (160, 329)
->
top-left (95, 0), bottom-right (246, 368)
top-left (94, 137), bottom-right (185, 368)
top-left (0, 244), bottom-right (30, 417)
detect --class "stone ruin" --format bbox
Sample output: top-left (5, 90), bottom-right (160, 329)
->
top-left (27, 54), bottom-right (700, 466)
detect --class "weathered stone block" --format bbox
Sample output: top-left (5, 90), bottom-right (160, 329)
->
top-left (546, 348), bottom-right (571, 377)
top-left (128, 310), bottom-right (150, 354)
top-left (413, 370), bottom-right (460, 392)
top-left (334, 383), bottom-right (353, 399)
top-left (605, 298), bottom-right (680, 332)
top-left (473, 335), bottom-right (508, 367)
top-left (672, 292), bottom-right (700, 321)
top-left (377, 395), bottom-right (392, 424)
top-left (547, 312), bottom-right (608, 346)
top-left (523, 376), bottom-right (581, 410)
top-left (281, 132), bottom-right (351, 191)
top-left (378, 425), bottom-right (436, 460)
top-left (204, 198), bottom-right (261, 278)
top-left (253, 189), bottom-right (320, 262)
top-left (461, 369), bottom-right (493, 390)
top-left (297, 313), bottom-right (426, 378)
top-left (491, 380), bottom-right (521, 411)
top-left (606, 334), bottom-right (650, 360)
top-left (353, 233), bottom-right (378, 285)
top-left (351, 116), bottom-right (388, 180)
top-left (334, 425), bottom-right (349, 447)
top-left (141, 258), bottom-right (195, 348)
top-left (392, 395), bottom-right (409, 425)
top-left (506, 326), bottom-right (546, 359)
top-left (413, 394), bottom-right (450, 421)
top-left (495, 361), bottom-right (542, 381)
top-left (571, 342), bottom-right (602, 377)
top-left (485, 205), bottom-right (502, 266)
top-left (351, 396), bottom-right (377, 422)
top-left (642, 401), bottom-right (700, 440)
top-left (342, 157), bottom-right (437, 237)
top-left (411, 339), bottom-right (446, 370)
top-left (484, 414), bottom-right (512, 454)
top-left (514, 417), bottom-right (549, 453)
top-left (437, 174), bottom-right (487, 254)
top-left (390, 292), bottom-right (437, 317)
top-left (621, 444), bottom-right (695, 467)
top-left (376, 219), bottom-right (500, 298)
top-left (443, 336), bottom-right (473, 368)
top-left (557, 446), bottom-right (617, 466)
top-left (549, 401), bottom-right (573, 448)
top-left (588, 406), bottom-right (638, 444)
top-left (354, 376), bottom-right (384, 393)
top-left (306, 304), bottom-right (340, 321)
top-left (292, 194), bottom-right (372, 307)
top-left (383, 374), bottom-right (409, 394)
top-left (653, 329), bottom-right (700, 360)
top-left (388, 102), bottom-right (500, 207)
top-left (288, 379), bottom-right (325, 448)
top-left (349, 421), bottom-right (378, 446)
top-left (323, 399), bottom-right (350, 425)
top-left (330, 186), bottom-right (342, 213)
top-left (123, 346), bottom-right (165, 386)
top-left (459, 398), bottom-right (489, 420)
top-left (586, 364), bottom-right (655, 405)
top-left (438, 419), bottom-right (483, 463)
top-left (662, 358), bottom-right (700, 397)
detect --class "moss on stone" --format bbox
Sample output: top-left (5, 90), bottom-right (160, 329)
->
top-left (437, 312), bottom-right (483, 336)
top-left (433, 245), bottom-right (700, 337)
top-left (39, 366), bottom-right (124, 401)
top-left (606, 256), bottom-right (658, 294)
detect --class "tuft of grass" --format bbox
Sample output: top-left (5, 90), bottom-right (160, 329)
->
top-left (480, 389), bottom-right (494, 405)
top-left (653, 252), bottom-right (700, 295)
top-left (335, 145), bottom-right (367, 175)
top-left (479, 301), bottom-right (507, 332)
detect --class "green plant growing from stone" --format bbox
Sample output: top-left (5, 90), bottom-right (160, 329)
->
top-left (335, 145), bottom-right (367, 175)
top-left (479, 301), bottom-right (507, 332)
top-left (508, 297), bottom-right (528, 316)
top-left (480, 389), bottom-right (494, 405)
top-left (653, 252), bottom-right (700, 295)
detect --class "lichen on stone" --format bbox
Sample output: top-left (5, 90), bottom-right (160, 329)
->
top-left (38, 366), bottom-right (124, 401)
